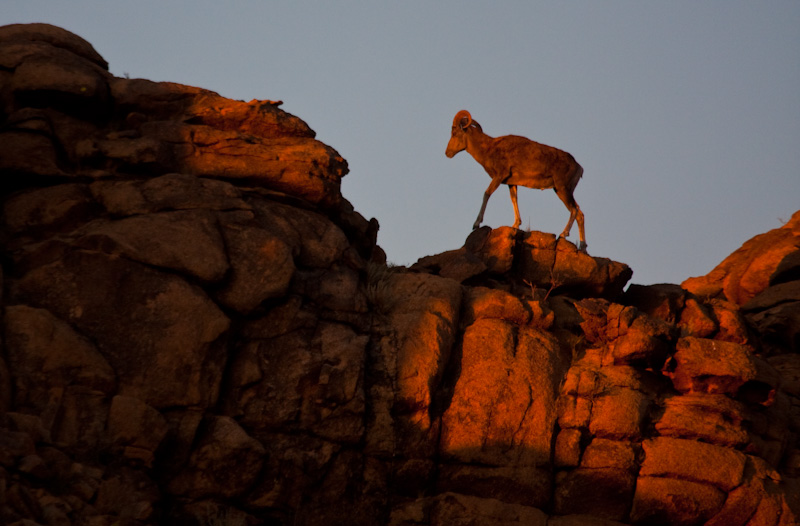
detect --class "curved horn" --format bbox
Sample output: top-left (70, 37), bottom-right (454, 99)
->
top-left (453, 110), bottom-right (472, 130)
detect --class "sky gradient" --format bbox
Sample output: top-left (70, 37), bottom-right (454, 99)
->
top-left (4, 2), bottom-right (799, 285)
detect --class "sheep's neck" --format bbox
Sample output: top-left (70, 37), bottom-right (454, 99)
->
top-left (465, 131), bottom-right (495, 167)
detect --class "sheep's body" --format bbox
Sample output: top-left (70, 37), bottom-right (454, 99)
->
top-left (446, 110), bottom-right (586, 251)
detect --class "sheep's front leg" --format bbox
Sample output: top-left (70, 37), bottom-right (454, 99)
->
top-left (473, 177), bottom-right (503, 230)
top-left (473, 195), bottom-right (489, 230)
top-left (509, 185), bottom-right (521, 229)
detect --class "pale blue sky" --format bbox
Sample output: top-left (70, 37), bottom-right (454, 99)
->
top-left (4, 2), bottom-right (799, 285)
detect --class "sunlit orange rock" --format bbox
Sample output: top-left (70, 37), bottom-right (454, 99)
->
top-left (438, 319), bottom-right (567, 506)
top-left (640, 436), bottom-right (747, 491)
top-left (413, 226), bottom-right (632, 299)
top-left (366, 271), bottom-right (462, 468)
top-left (463, 286), bottom-right (531, 326)
top-left (683, 210), bottom-right (800, 305)
top-left (440, 320), bottom-right (563, 464)
top-left (654, 393), bottom-right (749, 447)
top-left (664, 337), bottom-right (759, 395)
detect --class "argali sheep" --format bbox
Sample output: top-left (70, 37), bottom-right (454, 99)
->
top-left (445, 110), bottom-right (587, 251)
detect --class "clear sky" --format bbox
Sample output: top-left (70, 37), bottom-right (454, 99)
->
top-left (4, 2), bottom-right (799, 286)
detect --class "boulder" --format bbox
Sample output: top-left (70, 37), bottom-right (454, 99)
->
top-left (0, 429), bottom-right (36, 468)
top-left (73, 210), bottom-right (230, 282)
top-left (94, 467), bottom-right (160, 521)
top-left (558, 362), bottom-right (656, 440)
top-left (9, 250), bottom-right (230, 409)
top-left (90, 172), bottom-right (250, 215)
top-left (106, 395), bottom-right (168, 466)
top-left (251, 199), bottom-right (350, 268)
top-left (215, 212), bottom-right (296, 313)
top-left (678, 296), bottom-right (719, 337)
top-left (554, 468), bottom-right (636, 521)
top-left (631, 476), bottom-right (726, 526)
top-left (436, 464), bottom-right (551, 508)
top-left (664, 337), bottom-right (759, 395)
top-left (412, 247), bottom-right (488, 282)
top-left (2, 183), bottom-right (95, 238)
top-left (464, 226), bottom-right (518, 274)
top-left (639, 437), bottom-right (747, 492)
top-left (440, 320), bottom-right (566, 467)
top-left (0, 23), bottom-right (108, 69)
top-left (574, 298), bottom-right (673, 366)
top-left (548, 239), bottom-right (633, 299)
top-left (554, 438), bottom-right (638, 519)
top-left (109, 77), bottom-right (313, 138)
top-left (463, 286), bottom-right (531, 326)
top-left (654, 394), bottom-right (749, 447)
top-left (413, 228), bottom-right (632, 299)
top-left (622, 283), bottom-right (686, 322)
top-left (6, 45), bottom-right (111, 116)
top-left (438, 321), bottom-right (568, 506)
top-left (768, 354), bottom-right (800, 397)
top-left (166, 416), bottom-right (265, 499)
top-left (0, 129), bottom-right (65, 178)
top-left (389, 493), bottom-right (548, 526)
top-left (708, 299), bottom-right (751, 344)
top-left (226, 321), bottom-right (367, 444)
top-left (770, 249), bottom-right (800, 285)
top-left (3, 305), bottom-right (116, 407)
top-left (743, 281), bottom-right (800, 354)
top-left (367, 272), bottom-right (462, 458)
top-left (554, 428), bottom-right (583, 468)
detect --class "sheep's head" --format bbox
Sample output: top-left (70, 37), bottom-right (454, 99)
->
top-left (446, 109), bottom-right (476, 158)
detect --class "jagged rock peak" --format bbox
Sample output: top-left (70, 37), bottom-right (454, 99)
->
top-left (0, 22), bottom-right (349, 210)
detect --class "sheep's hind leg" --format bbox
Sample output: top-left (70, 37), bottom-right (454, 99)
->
top-left (576, 207), bottom-right (587, 252)
top-left (559, 210), bottom-right (575, 239)
top-left (556, 187), bottom-right (587, 252)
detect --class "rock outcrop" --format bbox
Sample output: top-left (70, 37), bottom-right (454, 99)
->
top-left (1, 24), bottom-right (799, 526)
top-left (682, 212), bottom-right (800, 307)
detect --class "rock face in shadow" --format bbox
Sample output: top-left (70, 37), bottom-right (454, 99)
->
top-left (1, 24), bottom-right (799, 526)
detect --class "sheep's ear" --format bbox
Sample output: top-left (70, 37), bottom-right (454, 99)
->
top-left (460, 116), bottom-right (470, 129)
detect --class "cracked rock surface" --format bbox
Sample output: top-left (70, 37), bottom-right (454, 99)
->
top-left (2, 23), bottom-right (800, 526)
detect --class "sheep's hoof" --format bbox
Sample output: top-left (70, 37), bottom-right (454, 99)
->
top-left (578, 241), bottom-right (588, 253)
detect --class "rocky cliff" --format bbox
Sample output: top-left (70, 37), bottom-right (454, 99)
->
top-left (1, 24), bottom-right (799, 526)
